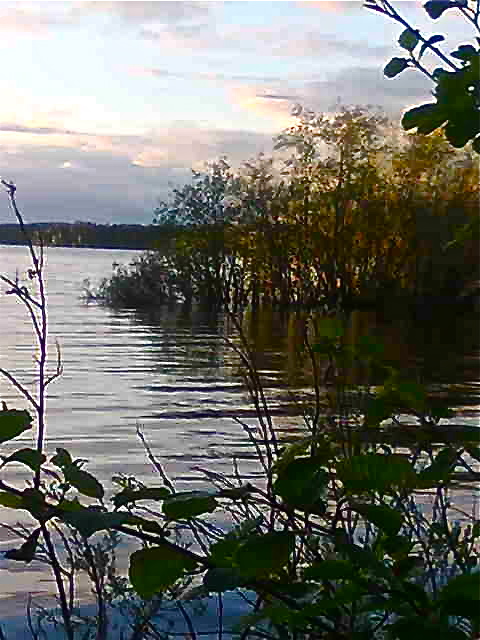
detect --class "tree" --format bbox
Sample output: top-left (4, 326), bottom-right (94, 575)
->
top-left (365, 0), bottom-right (480, 151)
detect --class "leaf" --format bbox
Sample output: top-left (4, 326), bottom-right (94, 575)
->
top-left (22, 488), bottom-right (49, 521)
top-left (0, 492), bottom-right (24, 508)
top-left (402, 103), bottom-right (448, 134)
top-left (438, 572), bottom-right (480, 620)
top-left (337, 453), bottom-right (416, 494)
top-left (466, 446), bottom-right (480, 462)
top-left (129, 545), bottom-right (196, 599)
top-left (59, 508), bottom-right (129, 538)
top-left (64, 465), bottom-right (104, 500)
top-left (384, 57), bottom-right (409, 78)
top-left (356, 335), bottom-right (385, 359)
top-left (203, 567), bottom-right (245, 592)
top-left (317, 317), bottom-right (344, 339)
top-left (234, 531), bottom-right (295, 578)
top-left (424, 0), bottom-right (455, 19)
top-left (398, 28), bottom-right (419, 52)
top-left (112, 486), bottom-right (170, 508)
top-left (162, 491), bottom-right (218, 520)
top-left (4, 528), bottom-right (41, 563)
top-left (217, 484), bottom-right (253, 500)
top-left (0, 409), bottom-right (33, 444)
top-left (450, 44), bottom-right (477, 61)
top-left (417, 447), bottom-right (458, 488)
top-left (419, 34), bottom-right (446, 59)
top-left (50, 448), bottom-right (73, 468)
top-left (446, 118), bottom-right (478, 148)
top-left (274, 457), bottom-right (329, 514)
top-left (351, 502), bottom-right (403, 536)
top-left (2, 448), bottom-right (46, 472)
top-left (303, 559), bottom-right (356, 581)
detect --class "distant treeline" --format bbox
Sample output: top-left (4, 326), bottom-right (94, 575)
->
top-left (0, 222), bottom-right (157, 250)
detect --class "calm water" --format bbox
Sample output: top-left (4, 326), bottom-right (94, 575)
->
top-left (0, 244), bottom-right (478, 619)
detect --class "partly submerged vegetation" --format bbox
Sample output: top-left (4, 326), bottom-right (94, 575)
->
top-left (96, 111), bottom-right (479, 313)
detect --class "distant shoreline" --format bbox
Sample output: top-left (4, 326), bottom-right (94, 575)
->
top-left (0, 222), bottom-right (156, 250)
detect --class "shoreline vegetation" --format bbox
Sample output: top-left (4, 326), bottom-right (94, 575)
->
top-left (89, 107), bottom-right (479, 315)
top-left (0, 222), bottom-right (155, 250)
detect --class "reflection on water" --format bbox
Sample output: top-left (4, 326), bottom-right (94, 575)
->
top-left (0, 245), bottom-right (478, 486)
top-left (0, 244), bottom-right (478, 608)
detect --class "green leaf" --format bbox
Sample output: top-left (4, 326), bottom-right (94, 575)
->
top-left (417, 447), bottom-right (458, 488)
top-left (419, 34), bottom-right (446, 59)
top-left (64, 465), bottom-right (104, 500)
top-left (129, 545), bottom-right (196, 599)
top-left (438, 572), bottom-right (480, 620)
top-left (364, 396), bottom-right (394, 427)
top-left (274, 457), bottom-right (329, 513)
top-left (2, 448), bottom-right (46, 472)
top-left (384, 57), bottom-right (409, 78)
top-left (217, 484), bottom-right (253, 500)
top-left (51, 448), bottom-right (73, 468)
top-left (450, 44), bottom-right (477, 62)
top-left (424, 0), bottom-right (455, 19)
top-left (234, 531), bottom-right (295, 578)
top-left (402, 103), bottom-right (448, 134)
top-left (337, 453), bottom-right (416, 494)
top-left (112, 486), bottom-right (170, 508)
top-left (0, 491), bottom-right (24, 508)
top-left (4, 528), bottom-right (41, 563)
top-left (21, 488), bottom-right (49, 521)
top-left (356, 335), bottom-right (385, 359)
top-left (317, 317), bottom-right (344, 339)
top-left (203, 567), bottom-right (245, 592)
top-left (303, 559), bottom-right (356, 581)
top-left (399, 29), bottom-right (419, 52)
top-left (466, 446), bottom-right (480, 462)
top-left (351, 503), bottom-right (403, 536)
top-left (445, 118), bottom-right (478, 148)
top-left (0, 409), bottom-right (33, 444)
top-left (59, 508), bottom-right (129, 538)
top-left (162, 491), bottom-right (218, 520)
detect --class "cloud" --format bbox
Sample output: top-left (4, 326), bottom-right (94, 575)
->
top-left (0, 3), bottom-right (72, 34)
top-left (72, 1), bottom-right (211, 26)
top-left (0, 1), bottom-right (212, 36)
top-left (297, 65), bottom-right (432, 116)
top-left (0, 122), bottom-right (272, 223)
top-left (296, 1), bottom-right (366, 12)
top-left (228, 87), bottom-right (298, 130)
top-left (0, 123), bottom-right (88, 136)
top-left (142, 20), bottom-right (390, 63)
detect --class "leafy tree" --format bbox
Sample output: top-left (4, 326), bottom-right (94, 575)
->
top-left (365, 0), bottom-right (480, 151)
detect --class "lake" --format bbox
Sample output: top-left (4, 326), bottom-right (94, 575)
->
top-left (0, 244), bottom-right (478, 630)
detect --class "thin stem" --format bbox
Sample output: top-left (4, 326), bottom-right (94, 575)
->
top-left (40, 522), bottom-right (75, 640)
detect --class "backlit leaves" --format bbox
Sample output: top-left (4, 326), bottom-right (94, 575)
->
top-left (129, 545), bottom-right (196, 599)
top-left (0, 409), bottom-right (33, 444)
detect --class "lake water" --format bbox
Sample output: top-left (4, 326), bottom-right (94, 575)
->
top-left (0, 244), bottom-right (478, 631)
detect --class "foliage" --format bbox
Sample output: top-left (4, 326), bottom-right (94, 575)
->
top-left (98, 108), bottom-right (478, 313)
top-left (365, 0), bottom-right (480, 151)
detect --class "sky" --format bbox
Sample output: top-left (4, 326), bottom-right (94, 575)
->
top-left (0, 0), bottom-right (472, 224)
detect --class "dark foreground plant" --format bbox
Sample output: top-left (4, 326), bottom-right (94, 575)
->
top-left (0, 185), bottom-right (479, 639)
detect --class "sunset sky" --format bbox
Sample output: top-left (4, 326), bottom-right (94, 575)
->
top-left (0, 1), bottom-right (471, 224)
